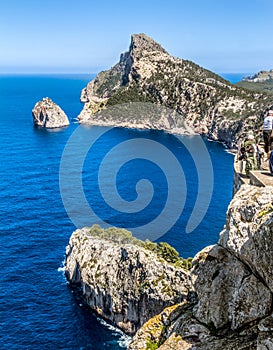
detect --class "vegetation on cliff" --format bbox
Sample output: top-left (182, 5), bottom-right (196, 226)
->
top-left (236, 79), bottom-right (273, 95)
top-left (65, 225), bottom-right (193, 334)
top-left (78, 33), bottom-right (273, 146)
top-left (88, 225), bottom-right (192, 269)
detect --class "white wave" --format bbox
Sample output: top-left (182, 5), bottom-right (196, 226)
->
top-left (97, 317), bottom-right (132, 347)
top-left (57, 258), bottom-right (68, 284)
top-left (117, 333), bottom-right (132, 348)
top-left (57, 266), bottom-right (66, 272)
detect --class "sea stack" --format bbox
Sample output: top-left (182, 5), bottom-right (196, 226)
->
top-left (32, 97), bottom-right (70, 128)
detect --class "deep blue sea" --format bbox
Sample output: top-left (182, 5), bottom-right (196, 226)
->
top-left (0, 74), bottom-right (236, 349)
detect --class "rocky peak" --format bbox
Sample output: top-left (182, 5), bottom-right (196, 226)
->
top-left (129, 33), bottom-right (168, 59)
top-left (78, 33), bottom-right (273, 147)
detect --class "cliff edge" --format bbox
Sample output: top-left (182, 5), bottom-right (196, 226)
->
top-left (65, 226), bottom-right (193, 334)
top-left (129, 184), bottom-right (273, 349)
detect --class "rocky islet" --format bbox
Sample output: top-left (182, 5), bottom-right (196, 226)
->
top-left (32, 97), bottom-right (70, 128)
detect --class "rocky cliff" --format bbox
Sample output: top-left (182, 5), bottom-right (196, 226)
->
top-left (243, 69), bottom-right (273, 83)
top-left (65, 226), bottom-right (193, 334)
top-left (78, 33), bottom-right (273, 147)
top-left (32, 97), bottom-right (70, 128)
top-left (129, 184), bottom-right (273, 349)
top-left (237, 70), bottom-right (273, 96)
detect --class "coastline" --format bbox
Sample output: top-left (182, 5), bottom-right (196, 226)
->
top-left (76, 118), bottom-right (198, 136)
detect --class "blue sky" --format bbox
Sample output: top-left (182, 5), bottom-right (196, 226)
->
top-left (0, 0), bottom-right (273, 74)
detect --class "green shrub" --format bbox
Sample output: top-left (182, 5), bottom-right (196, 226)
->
top-left (146, 339), bottom-right (159, 350)
top-left (87, 225), bottom-right (192, 269)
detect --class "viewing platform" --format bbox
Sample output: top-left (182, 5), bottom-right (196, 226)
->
top-left (233, 160), bottom-right (273, 194)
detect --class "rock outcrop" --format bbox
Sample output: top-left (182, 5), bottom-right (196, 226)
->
top-left (32, 97), bottom-right (70, 128)
top-left (65, 226), bottom-right (193, 334)
top-left (129, 185), bottom-right (273, 349)
top-left (78, 33), bottom-right (273, 147)
top-left (243, 69), bottom-right (273, 83)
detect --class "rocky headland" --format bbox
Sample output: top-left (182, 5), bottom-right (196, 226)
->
top-left (65, 226), bottom-right (193, 334)
top-left (77, 33), bottom-right (273, 148)
top-left (64, 182), bottom-right (273, 349)
top-left (32, 97), bottom-right (70, 128)
top-left (243, 69), bottom-right (273, 83)
top-left (237, 70), bottom-right (273, 96)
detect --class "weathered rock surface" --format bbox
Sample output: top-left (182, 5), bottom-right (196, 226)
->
top-left (78, 33), bottom-right (273, 147)
top-left (65, 226), bottom-right (193, 334)
top-left (129, 185), bottom-right (273, 349)
top-left (32, 97), bottom-right (70, 128)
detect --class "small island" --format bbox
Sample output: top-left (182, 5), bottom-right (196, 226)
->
top-left (32, 97), bottom-right (70, 128)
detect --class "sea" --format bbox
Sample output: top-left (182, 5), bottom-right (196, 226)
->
top-left (0, 73), bottom-right (240, 349)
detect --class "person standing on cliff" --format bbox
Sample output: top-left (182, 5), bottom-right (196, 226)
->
top-left (238, 133), bottom-right (260, 177)
top-left (263, 109), bottom-right (273, 160)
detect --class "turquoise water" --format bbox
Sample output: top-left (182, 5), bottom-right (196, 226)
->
top-left (0, 74), bottom-right (235, 349)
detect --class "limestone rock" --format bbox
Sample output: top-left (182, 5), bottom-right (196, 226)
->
top-left (32, 97), bottom-right (70, 128)
top-left (219, 184), bottom-right (273, 292)
top-left (65, 226), bottom-right (193, 334)
top-left (78, 33), bottom-right (273, 147)
top-left (243, 69), bottom-right (273, 83)
top-left (192, 244), bottom-right (271, 331)
top-left (129, 185), bottom-right (273, 349)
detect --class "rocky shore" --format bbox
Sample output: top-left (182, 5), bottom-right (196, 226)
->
top-left (243, 69), bottom-right (273, 83)
top-left (65, 226), bottom-right (193, 334)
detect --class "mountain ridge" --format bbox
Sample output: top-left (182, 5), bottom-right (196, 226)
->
top-left (78, 33), bottom-right (273, 147)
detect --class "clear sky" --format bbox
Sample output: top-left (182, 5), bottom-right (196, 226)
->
top-left (0, 0), bottom-right (273, 74)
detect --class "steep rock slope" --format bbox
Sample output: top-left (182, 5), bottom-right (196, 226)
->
top-left (78, 34), bottom-right (273, 147)
top-left (129, 185), bottom-right (273, 349)
top-left (65, 226), bottom-right (193, 334)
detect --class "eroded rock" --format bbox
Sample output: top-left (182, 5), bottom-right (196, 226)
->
top-left (65, 226), bottom-right (193, 334)
top-left (32, 97), bottom-right (70, 128)
top-left (129, 185), bottom-right (273, 349)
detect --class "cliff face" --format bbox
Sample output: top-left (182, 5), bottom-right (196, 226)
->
top-left (65, 226), bottom-right (193, 334)
top-left (129, 185), bottom-right (273, 349)
top-left (32, 97), bottom-right (70, 128)
top-left (78, 33), bottom-right (273, 147)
